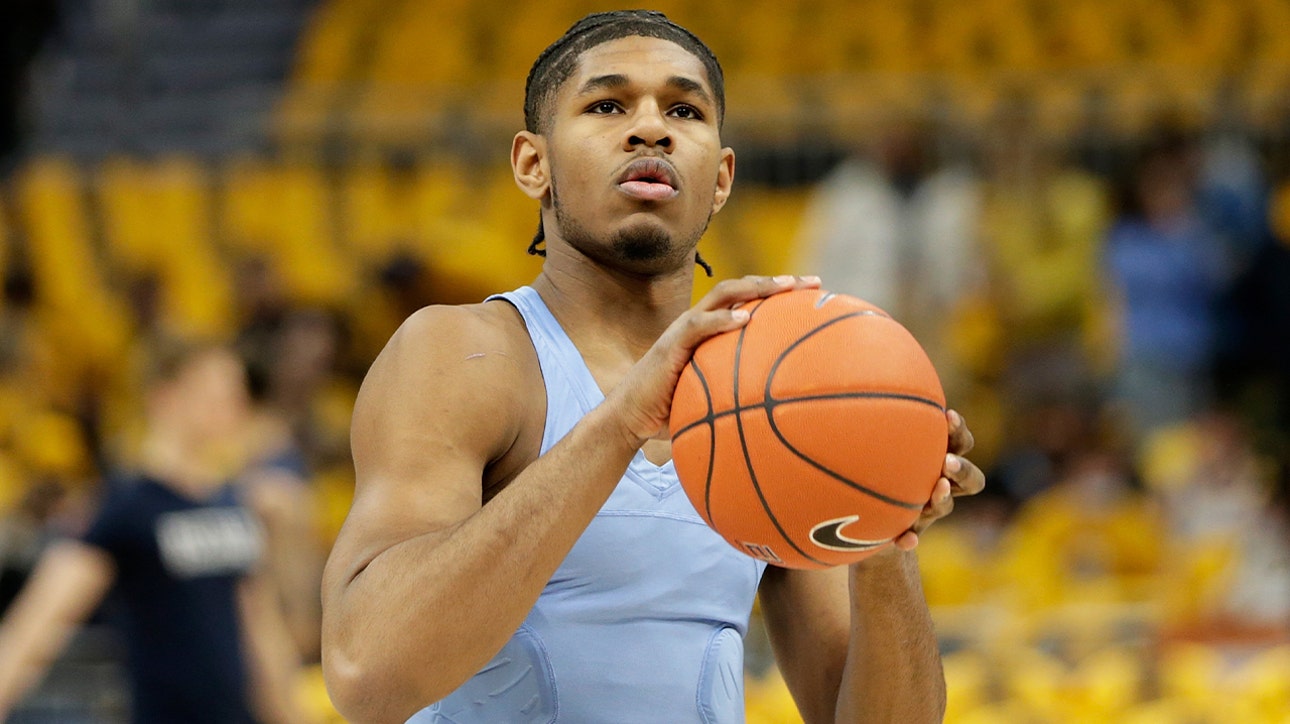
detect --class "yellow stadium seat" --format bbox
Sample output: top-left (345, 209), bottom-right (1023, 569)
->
top-left (1244, 65), bottom-right (1290, 133)
top-left (1231, 645), bottom-right (1290, 722)
top-left (0, 451), bottom-right (28, 513)
top-left (17, 157), bottom-right (102, 309)
top-left (420, 163), bottom-right (542, 298)
top-left (999, 647), bottom-right (1068, 721)
top-left (296, 664), bottom-right (345, 723)
top-left (1067, 647), bottom-right (1145, 720)
top-left (1183, 0), bottom-right (1245, 70)
top-left (744, 669), bottom-right (803, 724)
top-left (288, 0), bottom-right (381, 86)
top-left (947, 700), bottom-right (1037, 724)
top-left (719, 187), bottom-right (810, 276)
top-left (220, 157), bottom-right (354, 307)
top-left (1158, 643), bottom-right (1225, 716)
top-left (1120, 698), bottom-right (1198, 724)
top-left (488, 0), bottom-right (582, 83)
top-left (919, 522), bottom-right (987, 607)
top-left (346, 85), bottom-right (447, 149)
top-left (1250, 0), bottom-right (1290, 67)
top-left (925, 0), bottom-right (1041, 75)
top-left (313, 464), bottom-right (355, 546)
top-left (339, 162), bottom-right (419, 261)
top-left (14, 158), bottom-right (133, 381)
top-left (856, 0), bottom-right (918, 73)
top-left (365, 0), bottom-right (476, 89)
top-left (96, 156), bottom-right (234, 338)
top-left (1053, 0), bottom-right (1129, 69)
top-left (942, 649), bottom-right (990, 720)
top-left (10, 408), bottom-right (91, 479)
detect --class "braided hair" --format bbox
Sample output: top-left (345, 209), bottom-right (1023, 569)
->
top-left (522, 10), bottom-right (723, 277)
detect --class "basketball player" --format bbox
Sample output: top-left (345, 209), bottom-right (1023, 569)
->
top-left (0, 344), bottom-right (312, 723)
top-left (321, 11), bottom-right (985, 723)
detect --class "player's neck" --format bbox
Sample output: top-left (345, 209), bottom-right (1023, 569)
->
top-left (534, 250), bottom-right (694, 356)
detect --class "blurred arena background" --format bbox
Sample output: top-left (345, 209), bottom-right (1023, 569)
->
top-left (1, 0), bottom-right (1289, 721)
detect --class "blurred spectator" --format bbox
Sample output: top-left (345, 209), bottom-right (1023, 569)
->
top-left (1103, 133), bottom-right (1234, 439)
top-left (795, 119), bottom-right (982, 395)
top-left (0, 342), bottom-right (313, 723)
top-left (1140, 412), bottom-right (1290, 636)
top-left (239, 309), bottom-right (337, 662)
top-left (997, 447), bottom-right (1163, 612)
top-left (978, 102), bottom-right (1112, 391)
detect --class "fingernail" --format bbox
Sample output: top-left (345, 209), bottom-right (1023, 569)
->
top-left (948, 409), bottom-right (961, 428)
top-left (803, 275), bottom-right (821, 284)
top-left (773, 275), bottom-right (794, 285)
top-left (731, 309), bottom-right (750, 322)
top-left (945, 454), bottom-right (961, 473)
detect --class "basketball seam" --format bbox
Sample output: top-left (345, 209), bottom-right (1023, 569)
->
top-left (732, 301), bottom-right (827, 568)
top-left (763, 310), bottom-right (932, 511)
top-left (671, 391), bottom-right (945, 441)
top-left (688, 358), bottom-right (718, 526)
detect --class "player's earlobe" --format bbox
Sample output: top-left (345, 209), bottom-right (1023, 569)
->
top-left (711, 147), bottom-right (735, 215)
top-left (512, 131), bottom-right (550, 201)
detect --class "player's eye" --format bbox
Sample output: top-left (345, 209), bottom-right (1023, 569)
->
top-left (588, 101), bottom-right (622, 114)
top-left (669, 105), bottom-right (703, 120)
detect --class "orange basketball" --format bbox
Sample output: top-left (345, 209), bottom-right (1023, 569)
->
top-left (669, 288), bottom-right (948, 569)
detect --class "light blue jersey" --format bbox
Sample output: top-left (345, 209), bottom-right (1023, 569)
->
top-left (410, 286), bottom-right (768, 723)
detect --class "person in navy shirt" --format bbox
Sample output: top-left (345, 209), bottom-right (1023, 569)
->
top-left (0, 342), bottom-right (311, 723)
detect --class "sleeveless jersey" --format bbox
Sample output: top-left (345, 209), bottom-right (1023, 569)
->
top-left (410, 286), bottom-right (768, 723)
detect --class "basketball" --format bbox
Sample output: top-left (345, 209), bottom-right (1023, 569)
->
top-left (669, 288), bottom-right (948, 569)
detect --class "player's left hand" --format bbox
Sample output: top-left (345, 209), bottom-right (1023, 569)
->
top-left (892, 409), bottom-right (984, 551)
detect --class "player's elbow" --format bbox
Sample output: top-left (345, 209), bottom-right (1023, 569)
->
top-left (323, 647), bottom-right (438, 724)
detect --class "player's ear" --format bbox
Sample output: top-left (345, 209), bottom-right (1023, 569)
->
top-left (512, 131), bottom-right (550, 201)
top-left (711, 146), bottom-right (735, 215)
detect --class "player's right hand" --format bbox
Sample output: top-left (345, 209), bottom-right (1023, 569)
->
top-left (604, 274), bottom-right (821, 447)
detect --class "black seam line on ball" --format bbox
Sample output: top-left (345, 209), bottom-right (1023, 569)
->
top-left (732, 302), bottom-right (826, 566)
top-left (671, 391), bottom-right (945, 440)
top-left (688, 358), bottom-right (718, 525)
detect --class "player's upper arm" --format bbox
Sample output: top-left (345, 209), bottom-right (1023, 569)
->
top-left (327, 304), bottom-right (533, 588)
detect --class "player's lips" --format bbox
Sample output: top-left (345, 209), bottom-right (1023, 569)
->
top-left (617, 157), bottom-right (679, 201)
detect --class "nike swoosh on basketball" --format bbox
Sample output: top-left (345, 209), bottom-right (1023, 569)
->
top-left (809, 515), bottom-right (891, 551)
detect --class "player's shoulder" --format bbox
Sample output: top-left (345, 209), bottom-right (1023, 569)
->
top-left (385, 300), bottom-right (531, 364)
top-left (362, 300), bottom-right (539, 402)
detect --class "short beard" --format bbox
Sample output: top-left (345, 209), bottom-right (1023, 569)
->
top-left (551, 176), bottom-right (710, 273)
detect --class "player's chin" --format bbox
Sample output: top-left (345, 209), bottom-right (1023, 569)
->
top-left (610, 223), bottom-right (691, 268)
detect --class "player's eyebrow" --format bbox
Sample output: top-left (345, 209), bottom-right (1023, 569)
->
top-left (576, 73), bottom-right (714, 107)
top-left (664, 76), bottom-right (713, 106)
top-left (577, 73), bottom-right (629, 95)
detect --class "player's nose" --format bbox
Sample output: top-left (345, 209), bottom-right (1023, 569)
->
top-left (623, 101), bottom-right (672, 152)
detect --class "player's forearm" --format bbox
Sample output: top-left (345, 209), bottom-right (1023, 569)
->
top-left (323, 402), bottom-right (640, 723)
top-left (834, 550), bottom-right (945, 724)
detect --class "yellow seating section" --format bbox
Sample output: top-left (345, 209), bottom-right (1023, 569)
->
top-left (278, 0), bottom-right (1290, 146)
